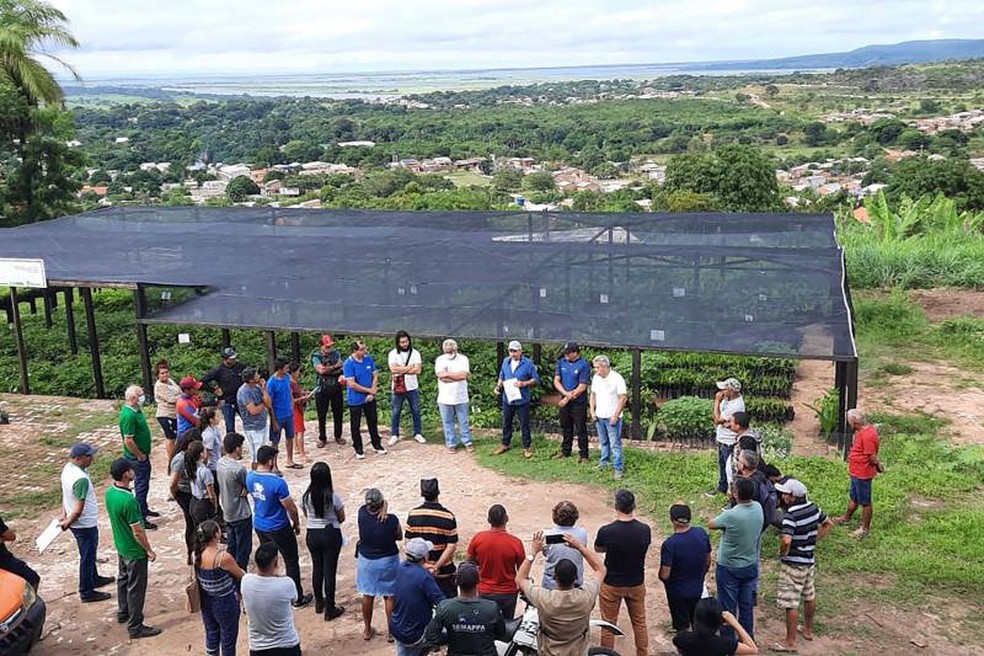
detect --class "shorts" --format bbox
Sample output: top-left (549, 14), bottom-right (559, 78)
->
top-left (356, 554), bottom-right (398, 597)
top-left (777, 562), bottom-right (816, 608)
top-left (269, 415), bottom-right (295, 444)
top-left (849, 476), bottom-right (873, 506)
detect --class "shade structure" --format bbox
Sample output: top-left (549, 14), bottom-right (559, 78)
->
top-left (0, 206), bottom-right (856, 360)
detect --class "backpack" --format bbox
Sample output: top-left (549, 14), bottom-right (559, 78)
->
top-left (751, 471), bottom-right (778, 531)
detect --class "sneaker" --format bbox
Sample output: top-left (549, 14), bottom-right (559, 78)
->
top-left (550, 451), bottom-right (569, 460)
top-left (129, 625), bottom-right (162, 639)
top-left (94, 575), bottom-right (115, 589)
top-left (614, 470), bottom-right (624, 480)
top-left (492, 445), bottom-right (510, 456)
top-left (145, 510), bottom-right (161, 518)
top-left (326, 605), bottom-right (345, 621)
top-left (292, 593), bottom-right (313, 609)
top-left (578, 457), bottom-right (590, 464)
top-left (524, 449), bottom-right (533, 459)
top-left (355, 452), bottom-right (366, 460)
top-left (316, 440), bottom-right (327, 449)
top-left (143, 521), bottom-right (158, 531)
top-left (704, 489), bottom-right (720, 498)
top-left (388, 435), bottom-right (400, 447)
top-left (81, 591), bottom-right (111, 603)
top-left (334, 437), bottom-right (348, 445)
top-left (413, 433), bottom-right (426, 444)
top-left (465, 444), bottom-right (476, 453)
top-left (116, 614), bottom-right (128, 624)
top-left (373, 446), bottom-right (388, 455)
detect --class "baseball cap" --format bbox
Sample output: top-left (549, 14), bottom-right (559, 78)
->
top-left (507, 340), bottom-right (522, 351)
top-left (716, 377), bottom-right (742, 392)
top-left (420, 478), bottom-right (440, 498)
top-left (775, 478), bottom-right (808, 499)
top-left (669, 503), bottom-right (691, 523)
top-left (321, 334), bottom-right (334, 347)
top-left (563, 341), bottom-right (580, 354)
top-left (405, 537), bottom-right (434, 561)
top-left (70, 442), bottom-right (99, 459)
top-left (180, 376), bottom-right (203, 390)
top-left (456, 561), bottom-right (480, 587)
top-left (221, 347), bottom-right (237, 359)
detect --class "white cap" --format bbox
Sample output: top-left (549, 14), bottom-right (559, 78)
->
top-left (507, 340), bottom-right (522, 351)
top-left (775, 478), bottom-right (808, 499)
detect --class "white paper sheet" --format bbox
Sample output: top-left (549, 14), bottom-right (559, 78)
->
top-left (503, 378), bottom-right (523, 403)
top-left (36, 518), bottom-right (62, 554)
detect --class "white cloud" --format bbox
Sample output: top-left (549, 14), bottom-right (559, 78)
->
top-left (45, 0), bottom-right (984, 78)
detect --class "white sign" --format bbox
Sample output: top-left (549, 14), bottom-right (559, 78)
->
top-left (0, 258), bottom-right (46, 288)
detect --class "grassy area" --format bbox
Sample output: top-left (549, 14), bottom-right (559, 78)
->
top-left (473, 408), bottom-right (984, 634)
top-left (444, 170), bottom-right (492, 187)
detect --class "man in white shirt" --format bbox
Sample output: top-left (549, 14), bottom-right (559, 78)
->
top-left (388, 330), bottom-right (426, 446)
top-left (589, 355), bottom-right (628, 479)
top-left (434, 338), bottom-right (474, 453)
top-left (60, 442), bottom-right (115, 602)
top-left (242, 541), bottom-right (302, 656)
top-left (709, 377), bottom-right (745, 497)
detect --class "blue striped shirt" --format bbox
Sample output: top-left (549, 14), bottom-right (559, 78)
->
top-left (781, 501), bottom-right (827, 566)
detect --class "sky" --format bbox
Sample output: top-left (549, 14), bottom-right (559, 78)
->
top-left (44, 0), bottom-right (984, 79)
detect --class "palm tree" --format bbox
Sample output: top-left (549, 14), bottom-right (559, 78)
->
top-left (0, 0), bottom-right (79, 107)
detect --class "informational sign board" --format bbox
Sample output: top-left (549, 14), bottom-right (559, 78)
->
top-left (0, 258), bottom-right (47, 288)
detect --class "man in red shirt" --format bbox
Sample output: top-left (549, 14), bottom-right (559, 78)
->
top-left (466, 504), bottom-right (525, 620)
top-left (834, 409), bottom-right (884, 538)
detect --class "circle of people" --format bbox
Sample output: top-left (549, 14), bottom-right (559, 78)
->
top-left (0, 332), bottom-right (885, 656)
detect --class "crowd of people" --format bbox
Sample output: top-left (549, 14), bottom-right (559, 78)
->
top-left (0, 332), bottom-right (889, 656)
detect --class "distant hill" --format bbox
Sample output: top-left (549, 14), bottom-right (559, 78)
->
top-left (692, 39), bottom-right (984, 71)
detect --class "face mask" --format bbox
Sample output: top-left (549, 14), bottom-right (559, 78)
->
top-left (137, 395), bottom-right (146, 406)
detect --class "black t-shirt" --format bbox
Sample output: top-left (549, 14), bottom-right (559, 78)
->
top-left (673, 630), bottom-right (739, 656)
top-left (594, 518), bottom-right (651, 587)
top-left (357, 506), bottom-right (401, 559)
top-left (0, 515), bottom-right (10, 557)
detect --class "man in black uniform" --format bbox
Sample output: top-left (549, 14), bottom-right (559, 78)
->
top-left (311, 334), bottom-right (346, 447)
top-left (202, 347), bottom-right (246, 434)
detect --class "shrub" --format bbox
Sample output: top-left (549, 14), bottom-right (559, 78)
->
top-left (656, 396), bottom-right (715, 442)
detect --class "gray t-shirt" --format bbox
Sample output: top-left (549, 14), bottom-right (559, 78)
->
top-left (242, 573), bottom-right (299, 650)
top-left (303, 492), bottom-right (344, 530)
top-left (237, 384), bottom-right (268, 432)
top-left (542, 525), bottom-right (589, 590)
top-left (202, 425), bottom-right (222, 471)
top-left (217, 456), bottom-right (252, 523)
top-left (169, 452), bottom-right (191, 494)
top-left (191, 464), bottom-right (214, 500)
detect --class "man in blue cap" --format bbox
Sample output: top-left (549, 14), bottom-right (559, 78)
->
top-left (60, 442), bottom-right (115, 602)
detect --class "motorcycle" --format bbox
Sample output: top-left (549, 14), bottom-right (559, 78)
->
top-left (496, 593), bottom-right (624, 656)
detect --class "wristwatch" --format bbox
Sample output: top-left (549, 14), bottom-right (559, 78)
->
top-left (527, 554), bottom-right (536, 562)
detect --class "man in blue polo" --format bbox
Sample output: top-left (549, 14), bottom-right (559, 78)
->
top-left (552, 342), bottom-right (591, 463)
top-left (266, 357), bottom-right (297, 470)
top-left (493, 340), bottom-right (540, 459)
top-left (343, 338), bottom-right (385, 459)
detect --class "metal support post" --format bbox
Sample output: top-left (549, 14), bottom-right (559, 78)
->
top-left (81, 287), bottom-right (106, 398)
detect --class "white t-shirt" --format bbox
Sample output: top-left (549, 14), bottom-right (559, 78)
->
top-left (388, 348), bottom-right (422, 392)
top-left (715, 395), bottom-right (745, 445)
top-left (434, 352), bottom-right (470, 405)
top-left (242, 573), bottom-right (299, 650)
top-left (591, 370), bottom-right (627, 419)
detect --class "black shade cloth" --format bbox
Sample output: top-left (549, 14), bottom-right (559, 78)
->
top-left (0, 206), bottom-right (856, 360)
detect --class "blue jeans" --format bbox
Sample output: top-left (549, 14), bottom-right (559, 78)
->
top-left (395, 638), bottom-right (429, 656)
top-left (201, 590), bottom-right (240, 656)
top-left (716, 562), bottom-right (758, 639)
top-left (596, 417), bottom-right (624, 472)
top-left (125, 456), bottom-right (152, 521)
top-left (716, 442), bottom-right (732, 493)
top-left (70, 526), bottom-right (99, 597)
top-left (226, 517), bottom-right (253, 572)
top-left (221, 402), bottom-right (238, 435)
top-left (501, 402), bottom-right (531, 448)
top-left (439, 403), bottom-right (472, 447)
top-left (391, 389), bottom-right (423, 437)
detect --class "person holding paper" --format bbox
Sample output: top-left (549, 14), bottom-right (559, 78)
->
top-left (60, 442), bottom-right (114, 602)
top-left (493, 341), bottom-right (540, 459)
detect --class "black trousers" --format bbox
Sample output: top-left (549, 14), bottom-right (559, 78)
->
top-left (666, 594), bottom-right (700, 632)
top-left (350, 401), bottom-right (382, 455)
top-left (481, 592), bottom-right (518, 621)
top-left (250, 645), bottom-right (301, 656)
top-left (256, 524), bottom-right (304, 599)
top-left (191, 496), bottom-right (216, 528)
top-left (315, 384), bottom-right (344, 442)
top-left (559, 402), bottom-right (589, 458)
top-left (305, 526), bottom-right (342, 609)
top-left (175, 490), bottom-right (195, 557)
top-left (0, 552), bottom-right (40, 591)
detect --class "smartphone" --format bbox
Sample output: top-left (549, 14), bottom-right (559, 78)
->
top-left (545, 534), bottom-right (565, 545)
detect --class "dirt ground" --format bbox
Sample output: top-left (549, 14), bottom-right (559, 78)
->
top-left (910, 288), bottom-right (984, 322)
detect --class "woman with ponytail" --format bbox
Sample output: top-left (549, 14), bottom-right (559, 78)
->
top-left (186, 441), bottom-right (217, 527)
top-left (195, 519), bottom-right (244, 656)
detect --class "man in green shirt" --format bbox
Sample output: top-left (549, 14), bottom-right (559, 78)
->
top-left (421, 562), bottom-right (504, 655)
top-left (105, 458), bottom-right (161, 640)
top-left (119, 384), bottom-right (157, 529)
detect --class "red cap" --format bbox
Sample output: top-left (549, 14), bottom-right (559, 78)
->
top-left (179, 376), bottom-right (203, 390)
top-left (321, 334), bottom-right (334, 347)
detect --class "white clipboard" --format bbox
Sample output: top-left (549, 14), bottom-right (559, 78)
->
top-left (36, 518), bottom-right (62, 554)
top-left (503, 378), bottom-right (523, 403)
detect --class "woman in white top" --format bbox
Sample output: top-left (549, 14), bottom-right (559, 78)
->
top-left (302, 461), bottom-right (346, 621)
top-left (154, 360), bottom-right (182, 460)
